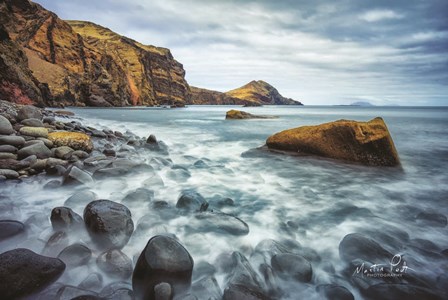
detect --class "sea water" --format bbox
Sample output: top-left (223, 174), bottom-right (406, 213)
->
top-left (1, 105), bottom-right (447, 299)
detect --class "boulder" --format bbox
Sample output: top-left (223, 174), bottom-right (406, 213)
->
top-left (176, 190), bottom-right (208, 212)
top-left (21, 118), bottom-right (44, 127)
top-left (57, 244), bottom-right (92, 267)
top-left (0, 115), bottom-right (13, 135)
top-left (50, 207), bottom-right (84, 230)
top-left (63, 166), bottom-right (94, 186)
top-left (0, 135), bottom-right (25, 147)
top-left (78, 273), bottom-right (103, 291)
top-left (96, 249), bottom-right (133, 279)
top-left (266, 117), bottom-right (400, 166)
top-left (0, 169), bottom-right (19, 179)
top-left (132, 235), bottom-right (194, 300)
top-left (19, 126), bottom-right (48, 138)
top-left (339, 233), bottom-right (392, 263)
top-left (18, 143), bottom-right (52, 159)
top-left (0, 248), bottom-right (65, 299)
top-left (0, 159), bottom-right (29, 170)
top-left (54, 146), bottom-right (74, 159)
top-left (48, 131), bottom-right (93, 152)
top-left (0, 145), bottom-right (17, 153)
top-left (225, 110), bottom-right (277, 120)
top-left (223, 284), bottom-right (271, 300)
top-left (316, 284), bottom-right (355, 300)
top-left (0, 220), bottom-right (25, 241)
top-left (193, 212), bottom-right (249, 235)
top-left (271, 253), bottom-right (312, 283)
top-left (83, 200), bottom-right (134, 250)
top-left (17, 105), bottom-right (42, 121)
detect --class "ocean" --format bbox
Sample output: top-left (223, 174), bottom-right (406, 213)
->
top-left (2, 105), bottom-right (447, 299)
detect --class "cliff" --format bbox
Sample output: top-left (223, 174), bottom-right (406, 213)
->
top-left (190, 80), bottom-right (302, 105)
top-left (0, 0), bottom-right (190, 106)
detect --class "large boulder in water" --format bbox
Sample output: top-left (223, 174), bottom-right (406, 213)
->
top-left (132, 235), bottom-right (194, 300)
top-left (271, 253), bottom-right (312, 282)
top-left (226, 109), bottom-right (277, 120)
top-left (0, 248), bottom-right (65, 299)
top-left (266, 117), bottom-right (400, 166)
top-left (83, 200), bottom-right (134, 250)
top-left (339, 233), bottom-right (392, 264)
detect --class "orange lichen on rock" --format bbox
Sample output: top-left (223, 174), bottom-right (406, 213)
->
top-left (48, 131), bottom-right (93, 152)
top-left (266, 117), bottom-right (400, 166)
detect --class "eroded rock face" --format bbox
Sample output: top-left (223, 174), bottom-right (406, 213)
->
top-left (0, 248), bottom-right (65, 299)
top-left (132, 235), bottom-right (194, 300)
top-left (83, 200), bottom-right (134, 250)
top-left (266, 117), bottom-right (400, 166)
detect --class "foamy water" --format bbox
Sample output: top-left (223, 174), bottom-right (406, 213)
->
top-left (1, 105), bottom-right (447, 299)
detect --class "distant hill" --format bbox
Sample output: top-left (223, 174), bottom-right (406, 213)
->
top-left (190, 80), bottom-right (302, 105)
top-left (350, 101), bottom-right (374, 106)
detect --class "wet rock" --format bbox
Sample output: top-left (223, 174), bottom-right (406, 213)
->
top-left (102, 149), bottom-right (116, 157)
top-left (122, 188), bottom-right (154, 206)
top-left (44, 179), bottom-right (62, 189)
top-left (143, 173), bottom-right (165, 187)
top-left (0, 220), bottom-right (25, 241)
top-left (154, 282), bottom-right (172, 300)
top-left (0, 169), bottom-right (19, 178)
top-left (192, 276), bottom-right (222, 300)
top-left (0, 248), bottom-right (65, 299)
top-left (79, 273), bottom-right (103, 292)
top-left (271, 253), bottom-right (312, 282)
top-left (21, 118), bottom-right (44, 127)
top-left (18, 143), bottom-right (52, 159)
top-left (193, 211), bottom-right (249, 235)
top-left (51, 206), bottom-right (83, 230)
top-left (42, 231), bottom-right (69, 256)
top-left (266, 117), bottom-right (400, 166)
top-left (226, 252), bottom-right (263, 292)
top-left (64, 166), bottom-right (94, 186)
top-left (176, 190), bottom-right (208, 212)
top-left (17, 105), bottom-right (42, 121)
top-left (64, 190), bottom-right (97, 209)
top-left (132, 235), bottom-right (194, 300)
top-left (92, 130), bottom-right (107, 138)
top-left (48, 131), bottom-right (93, 152)
top-left (364, 283), bottom-right (444, 300)
top-left (99, 282), bottom-right (133, 298)
top-left (72, 150), bottom-right (90, 159)
top-left (339, 233), bottom-right (392, 264)
top-left (55, 146), bottom-right (74, 159)
top-left (146, 134), bottom-right (157, 144)
top-left (19, 126), bottom-right (49, 138)
top-left (55, 285), bottom-right (99, 300)
top-left (58, 244), bottom-right (92, 267)
top-left (84, 200), bottom-right (134, 250)
top-left (97, 249), bottom-right (133, 279)
top-left (0, 135), bottom-right (25, 147)
top-left (0, 145), bottom-right (17, 153)
top-left (223, 284), bottom-right (271, 300)
top-left (43, 116), bottom-right (56, 124)
top-left (0, 115), bottom-right (13, 135)
top-left (416, 211), bottom-right (447, 227)
top-left (316, 284), bottom-right (354, 300)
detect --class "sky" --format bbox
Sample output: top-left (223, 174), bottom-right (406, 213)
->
top-left (35, 0), bottom-right (448, 105)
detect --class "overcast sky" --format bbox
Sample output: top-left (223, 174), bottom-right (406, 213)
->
top-left (35, 0), bottom-right (448, 105)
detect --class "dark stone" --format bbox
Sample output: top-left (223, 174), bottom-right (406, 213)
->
top-left (64, 166), bottom-right (94, 186)
top-left (122, 188), bottom-right (154, 204)
top-left (102, 149), bottom-right (116, 157)
top-left (176, 191), bottom-right (208, 212)
top-left (364, 283), bottom-right (444, 300)
top-left (146, 134), bottom-right (157, 144)
top-left (17, 105), bottom-right (42, 121)
top-left (0, 115), bottom-right (13, 135)
top-left (97, 249), bottom-right (133, 279)
top-left (43, 116), bottom-right (56, 124)
top-left (0, 158), bottom-right (29, 171)
top-left (84, 200), bottom-right (134, 250)
top-left (51, 206), bottom-right (83, 230)
top-left (132, 235), bottom-right (194, 300)
top-left (0, 248), bottom-right (65, 299)
top-left (339, 233), bottom-right (392, 263)
top-left (154, 282), bottom-right (172, 300)
top-left (226, 252), bottom-right (263, 292)
top-left (416, 212), bottom-right (447, 227)
top-left (316, 284), bottom-right (355, 300)
top-left (21, 118), bottom-right (44, 127)
top-left (57, 244), bottom-right (92, 267)
top-left (271, 253), bottom-right (313, 282)
top-left (0, 145), bottom-right (17, 153)
top-left (18, 143), bottom-right (52, 159)
top-left (0, 135), bottom-right (25, 147)
top-left (193, 212), bottom-right (249, 235)
top-left (0, 220), bottom-right (25, 241)
top-left (99, 281), bottom-right (132, 298)
top-left (223, 284), bottom-right (271, 300)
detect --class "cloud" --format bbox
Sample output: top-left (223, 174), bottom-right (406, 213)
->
top-left (33, 0), bottom-right (448, 105)
top-left (359, 9), bottom-right (403, 22)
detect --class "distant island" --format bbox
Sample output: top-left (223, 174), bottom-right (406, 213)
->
top-left (349, 101), bottom-right (374, 106)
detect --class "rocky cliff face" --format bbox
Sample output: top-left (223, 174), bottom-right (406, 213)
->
top-left (0, 0), bottom-right (190, 106)
top-left (190, 80), bottom-right (302, 105)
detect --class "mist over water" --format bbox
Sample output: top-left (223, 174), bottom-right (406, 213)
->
top-left (2, 105), bottom-right (448, 299)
